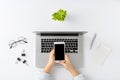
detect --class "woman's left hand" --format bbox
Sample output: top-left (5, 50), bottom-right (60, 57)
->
top-left (43, 49), bottom-right (55, 73)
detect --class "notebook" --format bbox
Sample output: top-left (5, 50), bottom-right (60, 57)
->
top-left (93, 42), bottom-right (112, 65)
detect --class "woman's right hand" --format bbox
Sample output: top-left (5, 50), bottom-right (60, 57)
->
top-left (59, 54), bottom-right (79, 77)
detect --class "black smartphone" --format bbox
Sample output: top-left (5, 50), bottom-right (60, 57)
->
top-left (54, 42), bottom-right (65, 63)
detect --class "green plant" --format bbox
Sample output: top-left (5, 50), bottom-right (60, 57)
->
top-left (52, 9), bottom-right (67, 21)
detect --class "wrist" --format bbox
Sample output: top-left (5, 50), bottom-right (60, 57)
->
top-left (43, 63), bottom-right (54, 73)
top-left (67, 65), bottom-right (75, 72)
top-left (68, 67), bottom-right (79, 77)
top-left (47, 62), bottom-right (54, 68)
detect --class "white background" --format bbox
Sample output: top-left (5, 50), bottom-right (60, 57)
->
top-left (0, 0), bottom-right (120, 80)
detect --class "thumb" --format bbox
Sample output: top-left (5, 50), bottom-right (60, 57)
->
top-left (59, 61), bottom-right (65, 66)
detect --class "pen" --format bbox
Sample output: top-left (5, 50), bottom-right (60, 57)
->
top-left (90, 33), bottom-right (97, 50)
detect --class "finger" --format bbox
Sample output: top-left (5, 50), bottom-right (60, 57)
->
top-left (59, 61), bottom-right (65, 66)
top-left (65, 54), bottom-right (69, 61)
top-left (49, 49), bottom-right (55, 59)
top-left (50, 49), bottom-right (54, 55)
top-left (65, 53), bottom-right (69, 58)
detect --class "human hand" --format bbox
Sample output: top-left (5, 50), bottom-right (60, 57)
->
top-left (59, 54), bottom-right (79, 77)
top-left (48, 49), bottom-right (55, 66)
top-left (43, 49), bottom-right (55, 73)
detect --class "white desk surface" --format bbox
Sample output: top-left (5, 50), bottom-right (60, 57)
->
top-left (0, 0), bottom-right (120, 80)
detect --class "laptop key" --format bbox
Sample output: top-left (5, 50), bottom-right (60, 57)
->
top-left (41, 38), bottom-right (78, 53)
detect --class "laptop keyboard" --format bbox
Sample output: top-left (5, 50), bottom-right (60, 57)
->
top-left (41, 38), bottom-right (78, 53)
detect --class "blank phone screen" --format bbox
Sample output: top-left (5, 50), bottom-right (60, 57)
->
top-left (55, 44), bottom-right (64, 60)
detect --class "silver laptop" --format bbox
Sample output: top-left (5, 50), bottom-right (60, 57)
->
top-left (34, 31), bottom-right (87, 68)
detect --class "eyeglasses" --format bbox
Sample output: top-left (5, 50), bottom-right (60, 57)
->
top-left (9, 36), bottom-right (28, 49)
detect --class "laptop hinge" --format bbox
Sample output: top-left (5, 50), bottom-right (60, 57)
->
top-left (40, 32), bottom-right (79, 36)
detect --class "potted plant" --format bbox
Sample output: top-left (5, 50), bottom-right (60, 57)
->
top-left (52, 9), bottom-right (67, 21)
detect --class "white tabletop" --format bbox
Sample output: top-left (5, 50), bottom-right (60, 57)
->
top-left (0, 0), bottom-right (120, 80)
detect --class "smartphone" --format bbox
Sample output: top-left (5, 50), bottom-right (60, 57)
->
top-left (54, 42), bottom-right (65, 63)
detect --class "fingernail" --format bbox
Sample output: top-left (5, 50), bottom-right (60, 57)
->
top-left (52, 48), bottom-right (54, 50)
top-left (58, 61), bottom-right (60, 63)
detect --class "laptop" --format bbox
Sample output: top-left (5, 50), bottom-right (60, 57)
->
top-left (33, 31), bottom-right (87, 68)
